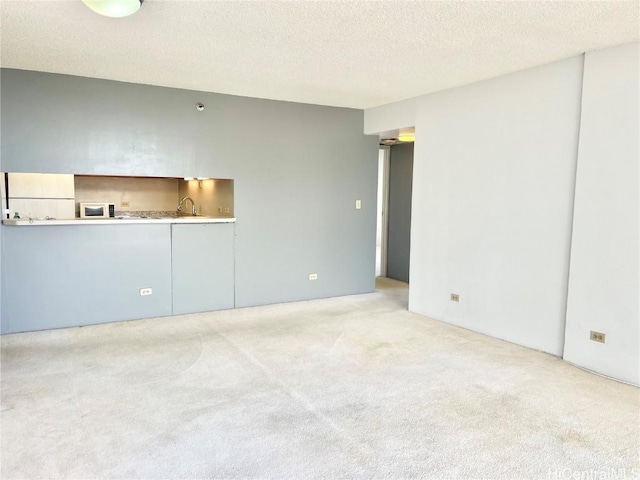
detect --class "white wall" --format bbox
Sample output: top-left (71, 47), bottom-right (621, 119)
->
top-left (407, 57), bottom-right (584, 355)
top-left (364, 97), bottom-right (415, 135)
top-left (364, 44), bottom-right (640, 382)
top-left (563, 43), bottom-right (639, 385)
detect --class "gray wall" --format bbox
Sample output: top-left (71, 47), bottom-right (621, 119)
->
top-left (0, 69), bottom-right (379, 325)
top-left (386, 143), bottom-right (413, 282)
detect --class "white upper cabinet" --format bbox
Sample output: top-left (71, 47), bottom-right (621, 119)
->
top-left (7, 199), bottom-right (75, 219)
top-left (8, 173), bottom-right (75, 199)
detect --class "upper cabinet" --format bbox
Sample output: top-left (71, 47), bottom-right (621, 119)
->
top-left (8, 173), bottom-right (75, 199)
top-left (6, 173), bottom-right (75, 219)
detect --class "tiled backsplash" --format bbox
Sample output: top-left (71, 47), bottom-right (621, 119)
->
top-left (75, 176), bottom-right (179, 212)
top-left (178, 179), bottom-right (234, 217)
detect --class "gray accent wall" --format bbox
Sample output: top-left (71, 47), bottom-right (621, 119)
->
top-left (0, 69), bottom-right (379, 330)
top-left (386, 143), bottom-right (413, 283)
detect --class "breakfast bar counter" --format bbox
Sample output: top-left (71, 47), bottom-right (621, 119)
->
top-left (2, 216), bottom-right (236, 226)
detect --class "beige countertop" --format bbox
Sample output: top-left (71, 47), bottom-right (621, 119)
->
top-left (2, 216), bottom-right (236, 226)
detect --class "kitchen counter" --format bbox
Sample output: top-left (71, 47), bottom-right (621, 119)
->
top-left (2, 216), bottom-right (236, 226)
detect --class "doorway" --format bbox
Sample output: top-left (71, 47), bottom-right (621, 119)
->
top-left (385, 142), bottom-right (414, 283)
top-left (376, 147), bottom-right (390, 277)
top-left (375, 136), bottom-right (414, 283)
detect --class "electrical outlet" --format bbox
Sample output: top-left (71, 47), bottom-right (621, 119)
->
top-left (309, 273), bottom-right (318, 280)
top-left (451, 293), bottom-right (460, 302)
top-left (121, 201), bottom-right (130, 208)
top-left (355, 200), bottom-right (362, 209)
top-left (140, 288), bottom-right (152, 296)
top-left (590, 331), bottom-right (605, 343)
top-left (218, 206), bottom-right (223, 213)
top-left (225, 207), bottom-right (230, 214)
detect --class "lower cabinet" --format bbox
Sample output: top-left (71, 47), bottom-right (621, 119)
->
top-left (1, 224), bottom-right (173, 334)
top-left (0, 222), bottom-right (236, 333)
top-left (171, 223), bottom-right (235, 315)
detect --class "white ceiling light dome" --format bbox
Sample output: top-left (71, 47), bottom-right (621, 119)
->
top-left (81, 0), bottom-right (142, 18)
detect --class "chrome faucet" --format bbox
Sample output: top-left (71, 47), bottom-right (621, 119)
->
top-left (177, 196), bottom-right (197, 216)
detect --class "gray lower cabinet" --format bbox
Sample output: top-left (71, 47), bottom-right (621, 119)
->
top-left (1, 224), bottom-right (173, 334)
top-left (171, 223), bottom-right (235, 315)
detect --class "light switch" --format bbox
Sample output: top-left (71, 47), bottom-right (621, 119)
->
top-left (355, 200), bottom-right (361, 209)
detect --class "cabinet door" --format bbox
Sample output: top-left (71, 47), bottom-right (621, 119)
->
top-left (8, 198), bottom-right (75, 219)
top-left (171, 223), bottom-right (235, 315)
top-left (8, 173), bottom-right (75, 199)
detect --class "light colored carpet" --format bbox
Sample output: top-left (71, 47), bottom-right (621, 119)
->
top-left (2, 278), bottom-right (639, 479)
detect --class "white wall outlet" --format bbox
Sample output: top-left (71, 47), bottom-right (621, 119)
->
top-left (140, 288), bottom-right (153, 296)
top-left (451, 293), bottom-right (460, 302)
top-left (309, 273), bottom-right (318, 280)
top-left (355, 200), bottom-right (362, 209)
top-left (590, 331), bottom-right (605, 343)
top-left (225, 207), bottom-right (230, 214)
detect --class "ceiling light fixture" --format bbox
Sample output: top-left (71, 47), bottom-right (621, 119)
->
top-left (398, 133), bottom-right (415, 143)
top-left (81, 0), bottom-right (143, 18)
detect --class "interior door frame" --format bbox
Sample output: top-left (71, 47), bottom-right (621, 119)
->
top-left (379, 146), bottom-right (390, 277)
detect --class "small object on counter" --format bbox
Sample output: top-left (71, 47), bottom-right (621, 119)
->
top-left (13, 212), bottom-right (20, 219)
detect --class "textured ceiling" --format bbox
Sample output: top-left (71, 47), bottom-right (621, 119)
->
top-left (1, 0), bottom-right (638, 109)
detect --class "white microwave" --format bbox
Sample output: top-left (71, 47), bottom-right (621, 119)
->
top-left (80, 202), bottom-right (115, 218)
